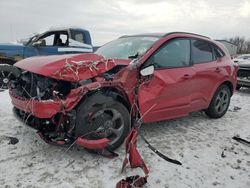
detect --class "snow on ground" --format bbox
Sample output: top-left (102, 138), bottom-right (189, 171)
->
top-left (0, 89), bottom-right (250, 188)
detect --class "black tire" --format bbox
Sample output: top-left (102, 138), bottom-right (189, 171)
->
top-left (0, 64), bottom-right (20, 90)
top-left (75, 92), bottom-right (130, 151)
top-left (205, 85), bottom-right (231, 119)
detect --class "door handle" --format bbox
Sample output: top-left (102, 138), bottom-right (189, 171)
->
top-left (182, 74), bottom-right (192, 79)
top-left (215, 68), bottom-right (222, 73)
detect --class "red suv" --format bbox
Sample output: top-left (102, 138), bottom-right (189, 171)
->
top-left (6, 32), bottom-right (238, 150)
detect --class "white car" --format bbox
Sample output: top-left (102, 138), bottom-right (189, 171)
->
top-left (233, 54), bottom-right (250, 64)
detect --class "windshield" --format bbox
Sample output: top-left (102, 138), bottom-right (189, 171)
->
top-left (95, 36), bottom-right (160, 59)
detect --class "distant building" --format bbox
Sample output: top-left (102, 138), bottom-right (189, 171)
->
top-left (216, 40), bottom-right (237, 57)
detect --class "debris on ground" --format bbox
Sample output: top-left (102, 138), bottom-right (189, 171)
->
top-left (6, 136), bottom-right (19, 145)
top-left (229, 106), bottom-right (242, 112)
top-left (232, 136), bottom-right (250, 146)
top-left (221, 149), bottom-right (226, 158)
top-left (117, 102), bottom-right (182, 187)
top-left (116, 175), bottom-right (147, 188)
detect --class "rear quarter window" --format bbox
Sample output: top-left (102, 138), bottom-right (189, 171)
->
top-left (70, 30), bottom-right (86, 43)
top-left (213, 46), bottom-right (225, 58)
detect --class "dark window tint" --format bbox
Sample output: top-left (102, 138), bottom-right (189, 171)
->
top-left (152, 39), bottom-right (190, 68)
top-left (213, 46), bottom-right (224, 58)
top-left (192, 40), bottom-right (213, 64)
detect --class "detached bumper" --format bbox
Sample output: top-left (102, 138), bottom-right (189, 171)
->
top-left (10, 93), bottom-right (62, 118)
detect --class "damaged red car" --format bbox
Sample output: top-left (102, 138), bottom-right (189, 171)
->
top-left (4, 32), bottom-right (238, 151)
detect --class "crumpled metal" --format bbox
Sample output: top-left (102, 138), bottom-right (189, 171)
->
top-left (116, 128), bottom-right (148, 188)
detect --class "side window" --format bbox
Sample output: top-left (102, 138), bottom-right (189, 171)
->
top-left (43, 34), bottom-right (55, 46)
top-left (150, 39), bottom-right (190, 68)
top-left (55, 34), bottom-right (69, 46)
top-left (192, 40), bottom-right (213, 64)
top-left (60, 34), bottom-right (68, 43)
top-left (36, 32), bottom-right (69, 47)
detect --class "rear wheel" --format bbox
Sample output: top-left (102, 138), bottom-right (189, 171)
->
top-left (75, 92), bottom-right (130, 151)
top-left (205, 85), bottom-right (231, 118)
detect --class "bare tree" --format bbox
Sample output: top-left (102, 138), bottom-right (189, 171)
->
top-left (227, 36), bottom-right (250, 54)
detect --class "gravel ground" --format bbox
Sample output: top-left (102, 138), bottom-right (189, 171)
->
top-left (0, 89), bottom-right (250, 188)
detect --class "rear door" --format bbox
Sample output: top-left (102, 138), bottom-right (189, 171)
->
top-left (138, 38), bottom-right (196, 123)
top-left (35, 32), bottom-right (64, 55)
top-left (190, 39), bottom-right (225, 110)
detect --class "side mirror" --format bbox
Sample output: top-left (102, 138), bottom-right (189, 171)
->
top-left (140, 65), bottom-right (154, 76)
top-left (32, 39), bottom-right (45, 47)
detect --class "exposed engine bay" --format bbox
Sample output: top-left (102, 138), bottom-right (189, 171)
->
top-left (11, 71), bottom-right (73, 100)
top-left (9, 69), bottom-right (77, 146)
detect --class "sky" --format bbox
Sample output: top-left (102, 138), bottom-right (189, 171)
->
top-left (0, 0), bottom-right (250, 45)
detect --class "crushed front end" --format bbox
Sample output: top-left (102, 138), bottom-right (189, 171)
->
top-left (7, 53), bottom-right (135, 150)
top-left (10, 70), bottom-right (87, 146)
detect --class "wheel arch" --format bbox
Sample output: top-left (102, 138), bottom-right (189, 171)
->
top-left (101, 87), bottom-right (131, 112)
top-left (74, 86), bottom-right (132, 150)
top-left (220, 80), bottom-right (234, 96)
top-left (80, 86), bottom-right (132, 112)
top-left (207, 80), bottom-right (234, 107)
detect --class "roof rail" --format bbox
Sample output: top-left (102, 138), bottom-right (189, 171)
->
top-left (164, 32), bottom-right (210, 39)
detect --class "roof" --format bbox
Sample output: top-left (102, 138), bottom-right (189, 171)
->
top-left (120, 33), bottom-right (165, 38)
top-left (120, 32), bottom-right (210, 39)
top-left (48, 27), bottom-right (88, 32)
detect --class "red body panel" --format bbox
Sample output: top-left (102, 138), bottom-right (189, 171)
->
top-left (10, 82), bottom-right (100, 118)
top-left (139, 67), bottom-right (195, 122)
top-left (137, 33), bottom-right (237, 122)
top-left (75, 137), bottom-right (110, 150)
top-left (11, 93), bottom-right (61, 118)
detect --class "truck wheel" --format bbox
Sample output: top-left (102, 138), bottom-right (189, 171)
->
top-left (75, 92), bottom-right (130, 151)
top-left (0, 64), bottom-right (20, 90)
top-left (205, 85), bottom-right (231, 118)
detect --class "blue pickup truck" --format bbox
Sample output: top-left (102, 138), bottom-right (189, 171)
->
top-left (0, 27), bottom-right (94, 89)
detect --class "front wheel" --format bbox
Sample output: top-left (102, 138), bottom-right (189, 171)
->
top-left (75, 92), bottom-right (130, 151)
top-left (205, 85), bottom-right (231, 118)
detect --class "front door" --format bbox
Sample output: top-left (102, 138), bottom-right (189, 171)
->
top-left (23, 31), bottom-right (70, 58)
top-left (138, 38), bottom-right (196, 123)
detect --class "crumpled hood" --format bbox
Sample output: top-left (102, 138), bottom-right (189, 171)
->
top-left (14, 53), bottom-right (130, 82)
